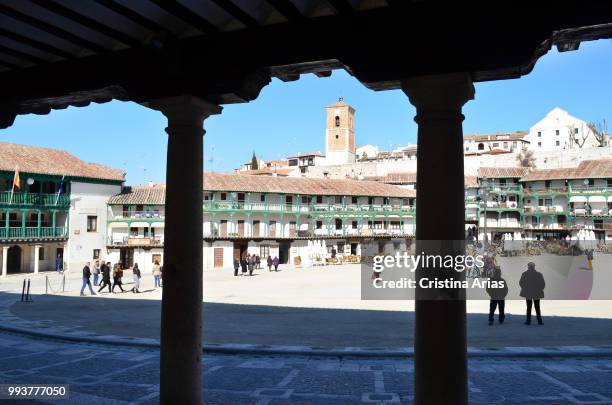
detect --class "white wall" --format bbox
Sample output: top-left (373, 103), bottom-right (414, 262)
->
top-left (66, 182), bottom-right (122, 272)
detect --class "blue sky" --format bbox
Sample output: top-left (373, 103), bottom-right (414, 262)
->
top-left (2, 39), bottom-right (611, 185)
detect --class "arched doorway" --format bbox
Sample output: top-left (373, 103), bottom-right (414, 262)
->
top-left (7, 245), bottom-right (21, 273)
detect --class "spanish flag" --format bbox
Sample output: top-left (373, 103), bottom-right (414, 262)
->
top-left (13, 167), bottom-right (20, 190)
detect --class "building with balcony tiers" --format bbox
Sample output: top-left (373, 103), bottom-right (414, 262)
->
top-left (107, 172), bottom-right (415, 270)
top-left (0, 142), bottom-right (124, 275)
top-left (521, 159), bottom-right (612, 240)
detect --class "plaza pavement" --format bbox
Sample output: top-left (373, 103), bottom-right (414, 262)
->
top-left (0, 330), bottom-right (611, 404)
top-left (0, 255), bottom-right (611, 352)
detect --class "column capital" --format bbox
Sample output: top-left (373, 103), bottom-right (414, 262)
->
top-left (144, 95), bottom-right (222, 127)
top-left (401, 73), bottom-right (474, 122)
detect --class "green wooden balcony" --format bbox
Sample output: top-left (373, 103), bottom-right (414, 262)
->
top-left (0, 226), bottom-right (68, 240)
top-left (202, 201), bottom-right (414, 216)
top-left (0, 191), bottom-right (70, 207)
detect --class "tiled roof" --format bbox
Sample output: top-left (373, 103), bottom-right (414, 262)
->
top-left (109, 184), bottom-right (166, 205)
top-left (365, 172), bottom-right (417, 184)
top-left (0, 142), bottom-right (124, 181)
top-left (520, 159), bottom-right (612, 181)
top-left (464, 132), bottom-right (528, 141)
top-left (110, 173), bottom-right (415, 204)
top-left (240, 167), bottom-right (292, 176)
top-left (478, 167), bottom-right (529, 178)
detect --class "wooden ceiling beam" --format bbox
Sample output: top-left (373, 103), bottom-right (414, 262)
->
top-left (266, 0), bottom-right (305, 22)
top-left (210, 0), bottom-right (259, 29)
top-left (0, 43), bottom-right (45, 64)
top-left (29, 0), bottom-right (142, 47)
top-left (325, 0), bottom-right (354, 15)
top-left (0, 27), bottom-right (73, 59)
top-left (93, 0), bottom-right (169, 35)
top-left (148, 0), bottom-right (219, 35)
top-left (0, 3), bottom-right (107, 53)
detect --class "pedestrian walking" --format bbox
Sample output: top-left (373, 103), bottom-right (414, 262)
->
top-left (255, 255), bottom-right (261, 269)
top-left (98, 262), bottom-right (112, 293)
top-left (112, 264), bottom-right (125, 293)
top-left (55, 253), bottom-right (63, 273)
top-left (272, 256), bottom-right (279, 271)
top-left (241, 256), bottom-right (248, 275)
top-left (152, 260), bottom-right (162, 287)
top-left (486, 266), bottom-right (508, 325)
top-left (233, 259), bottom-right (239, 277)
top-left (586, 248), bottom-right (594, 270)
top-left (80, 262), bottom-right (96, 296)
top-left (519, 262), bottom-right (545, 325)
top-left (131, 263), bottom-right (141, 293)
top-left (248, 255), bottom-right (255, 276)
top-left (267, 255), bottom-right (273, 272)
top-left (92, 260), bottom-right (101, 286)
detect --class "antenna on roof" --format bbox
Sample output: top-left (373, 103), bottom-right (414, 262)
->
top-left (208, 145), bottom-right (215, 172)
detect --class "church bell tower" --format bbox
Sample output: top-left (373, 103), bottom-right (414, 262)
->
top-left (325, 97), bottom-right (356, 165)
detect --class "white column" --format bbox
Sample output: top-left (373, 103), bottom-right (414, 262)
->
top-left (33, 245), bottom-right (41, 274)
top-left (1, 246), bottom-right (8, 277)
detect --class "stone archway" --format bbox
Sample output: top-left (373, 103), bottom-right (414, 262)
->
top-left (7, 245), bottom-right (21, 273)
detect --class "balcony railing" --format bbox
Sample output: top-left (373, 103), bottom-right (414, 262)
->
top-left (107, 236), bottom-right (164, 246)
top-left (109, 210), bottom-right (165, 220)
top-left (523, 186), bottom-right (568, 194)
top-left (569, 185), bottom-right (611, 194)
top-left (0, 226), bottom-right (67, 239)
top-left (524, 206), bottom-right (567, 214)
top-left (202, 201), bottom-right (414, 215)
top-left (0, 191), bottom-right (70, 207)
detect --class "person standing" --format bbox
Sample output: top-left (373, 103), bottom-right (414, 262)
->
top-left (152, 260), bottom-right (162, 287)
top-left (255, 255), bottom-right (261, 269)
top-left (80, 262), bottom-right (95, 296)
top-left (272, 256), bottom-right (279, 272)
top-left (248, 255), bottom-right (255, 276)
top-left (92, 260), bottom-right (101, 286)
top-left (267, 255), bottom-right (273, 272)
top-left (486, 266), bottom-right (508, 325)
top-left (112, 264), bottom-right (125, 293)
top-left (233, 258), bottom-right (239, 277)
top-left (98, 262), bottom-right (112, 293)
top-left (240, 256), bottom-right (248, 275)
top-left (131, 263), bottom-right (141, 293)
top-left (55, 253), bottom-right (63, 273)
top-left (519, 262), bottom-right (545, 325)
top-left (586, 248), bottom-right (594, 270)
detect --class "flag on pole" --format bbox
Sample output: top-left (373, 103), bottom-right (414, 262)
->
top-left (13, 167), bottom-right (21, 190)
top-left (8, 166), bottom-right (20, 205)
top-left (54, 175), bottom-right (65, 206)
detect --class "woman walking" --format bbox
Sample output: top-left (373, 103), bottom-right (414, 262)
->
top-left (152, 260), bottom-right (162, 287)
top-left (131, 263), bottom-right (141, 293)
top-left (98, 261), bottom-right (112, 293)
top-left (92, 260), bottom-right (101, 286)
top-left (112, 264), bottom-right (125, 293)
top-left (267, 255), bottom-right (273, 272)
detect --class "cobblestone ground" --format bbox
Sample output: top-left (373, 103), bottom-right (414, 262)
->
top-left (0, 332), bottom-right (611, 404)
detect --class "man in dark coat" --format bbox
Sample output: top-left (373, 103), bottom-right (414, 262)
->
top-left (80, 262), bottom-right (95, 296)
top-left (486, 266), bottom-right (508, 325)
top-left (233, 259), bottom-right (240, 277)
top-left (98, 261), bottom-right (112, 293)
top-left (519, 262), bottom-right (545, 325)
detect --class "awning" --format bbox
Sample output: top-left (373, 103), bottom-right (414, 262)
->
top-left (109, 222), bottom-right (129, 228)
top-left (569, 196), bottom-right (587, 203)
top-left (608, 196), bottom-right (612, 202)
top-left (589, 196), bottom-right (607, 203)
top-left (151, 223), bottom-right (165, 228)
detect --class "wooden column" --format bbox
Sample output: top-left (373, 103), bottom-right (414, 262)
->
top-left (146, 96), bottom-right (221, 405)
top-left (402, 73), bottom-right (474, 405)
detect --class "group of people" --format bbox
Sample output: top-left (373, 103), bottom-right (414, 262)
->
top-left (487, 262), bottom-right (546, 326)
top-left (80, 260), bottom-right (163, 296)
top-left (233, 254), bottom-right (280, 276)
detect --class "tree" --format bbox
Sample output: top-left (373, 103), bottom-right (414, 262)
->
top-left (251, 152), bottom-right (259, 170)
top-left (567, 123), bottom-right (591, 149)
top-left (586, 119), bottom-right (609, 147)
top-left (516, 149), bottom-right (536, 169)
